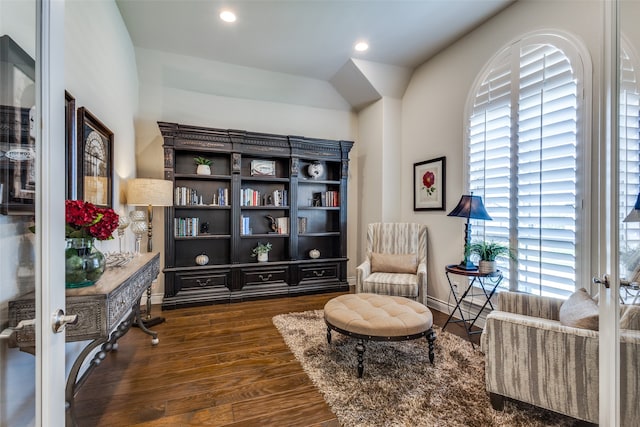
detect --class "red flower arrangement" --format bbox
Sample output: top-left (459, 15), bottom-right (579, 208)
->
top-left (65, 200), bottom-right (119, 241)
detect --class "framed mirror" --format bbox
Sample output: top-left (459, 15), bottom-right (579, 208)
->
top-left (76, 107), bottom-right (113, 208)
top-left (0, 35), bottom-right (36, 215)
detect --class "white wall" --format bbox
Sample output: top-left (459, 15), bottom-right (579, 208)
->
top-left (63, 0), bottom-right (139, 370)
top-left (0, 1), bottom-right (138, 424)
top-left (401, 0), bottom-right (604, 308)
top-left (133, 48), bottom-right (358, 295)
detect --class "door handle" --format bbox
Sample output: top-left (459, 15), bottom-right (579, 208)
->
top-left (593, 275), bottom-right (611, 289)
top-left (0, 318), bottom-right (36, 340)
top-left (52, 309), bottom-right (78, 333)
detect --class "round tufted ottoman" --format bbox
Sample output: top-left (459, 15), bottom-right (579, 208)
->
top-left (324, 293), bottom-right (436, 378)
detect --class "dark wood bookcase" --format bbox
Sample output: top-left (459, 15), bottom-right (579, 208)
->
top-left (159, 122), bottom-right (353, 309)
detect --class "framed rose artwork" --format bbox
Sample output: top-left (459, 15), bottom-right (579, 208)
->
top-left (414, 156), bottom-right (446, 211)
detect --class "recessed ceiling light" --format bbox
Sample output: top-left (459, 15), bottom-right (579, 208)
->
top-left (220, 10), bottom-right (237, 23)
top-left (354, 41), bottom-right (369, 52)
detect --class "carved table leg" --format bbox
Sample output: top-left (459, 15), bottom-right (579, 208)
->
top-left (356, 339), bottom-right (366, 378)
top-left (134, 296), bottom-right (159, 345)
top-left (426, 328), bottom-right (436, 364)
top-left (66, 315), bottom-right (133, 426)
top-left (327, 326), bottom-right (332, 344)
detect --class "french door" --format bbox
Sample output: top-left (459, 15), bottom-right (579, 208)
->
top-left (602, 0), bottom-right (640, 425)
top-left (0, 0), bottom-right (65, 425)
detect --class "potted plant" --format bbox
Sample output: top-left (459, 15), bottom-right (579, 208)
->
top-left (251, 242), bottom-right (272, 262)
top-left (469, 240), bottom-right (516, 274)
top-left (194, 156), bottom-right (212, 175)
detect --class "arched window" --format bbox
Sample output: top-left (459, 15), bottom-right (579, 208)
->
top-left (465, 32), bottom-right (591, 298)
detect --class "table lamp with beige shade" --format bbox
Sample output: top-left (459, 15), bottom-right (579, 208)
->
top-left (126, 178), bottom-right (173, 327)
top-left (126, 178), bottom-right (173, 252)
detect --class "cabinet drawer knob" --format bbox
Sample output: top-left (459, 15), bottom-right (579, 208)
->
top-left (313, 270), bottom-right (325, 277)
top-left (259, 274), bottom-right (272, 282)
top-left (196, 278), bottom-right (210, 287)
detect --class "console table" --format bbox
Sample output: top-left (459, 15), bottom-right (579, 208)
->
top-left (8, 252), bottom-right (160, 426)
top-left (442, 264), bottom-right (502, 348)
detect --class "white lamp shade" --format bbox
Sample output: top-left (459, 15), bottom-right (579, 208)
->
top-left (127, 178), bottom-right (173, 207)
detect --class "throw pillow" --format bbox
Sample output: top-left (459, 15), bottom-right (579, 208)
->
top-left (620, 304), bottom-right (640, 330)
top-left (559, 288), bottom-right (599, 330)
top-left (370, 252), bottom-right (418, 274)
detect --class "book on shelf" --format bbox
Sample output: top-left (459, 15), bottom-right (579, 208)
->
top-left (312, 191), bottom-right (339, 207)
top-left (240, 215), bottom-right (251, 235)
top-left (175, 186), bottom-right (230, 206)
top-left (241, 188), bottom-right (288, 207)
top-left (297, 217), bottom-right (307, 234)
top-left (174, 217), bottom-right (199, 237)
top-left (276, 217), bottom-right (289, 234)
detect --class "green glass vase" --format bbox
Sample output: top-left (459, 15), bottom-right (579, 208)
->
top-left (65, 238), bottom-right (105, 288)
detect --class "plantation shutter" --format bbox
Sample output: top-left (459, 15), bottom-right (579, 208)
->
top-left (468, 49), bottom-right (513, 284)
top-left (516, 43), bottom-right (578, 297)
top-left (468, 36), bottom-right (583, 299)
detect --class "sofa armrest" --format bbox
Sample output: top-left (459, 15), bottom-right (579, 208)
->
top-left (356, 260), bottom-right (371, 294)
top-left (497, 291), bottom-right (563, 321)
top-left (482, 310), bottom-right (599, 423)
top-left (417, 262), bottom-right (427, 305)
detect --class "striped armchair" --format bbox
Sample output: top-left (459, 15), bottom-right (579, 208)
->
top-left (355, 223), bottom-right (428, 305)
top-left (482, 291), bottom-right (640, 424)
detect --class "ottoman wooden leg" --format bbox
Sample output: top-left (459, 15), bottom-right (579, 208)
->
top-left (356, 339), bottom-right (366, 378)
top-left (426, 328), bottom-right (436, 364)
top-left (326, 326), bottom-right (332, 344)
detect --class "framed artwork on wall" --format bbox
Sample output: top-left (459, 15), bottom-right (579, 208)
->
top-left (65, 91), bottom-right (76, 200)
top-left (413, 156), bottom-right (446, 211)
top-left (0, 35), bottom-right (36, 215)
top-left (77, 107), bottom-right (113, 208)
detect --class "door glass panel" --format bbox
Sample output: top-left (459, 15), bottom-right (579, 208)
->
top-left (0, 1), bottom-right (37, 425)
top-left (619, 1), bottom-right (640, 425)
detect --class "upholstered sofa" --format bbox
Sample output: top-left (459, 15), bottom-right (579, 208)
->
top-left (356, 223), bottom-right (428, 306)
top-left (481, 291), bottom-right (640, 424)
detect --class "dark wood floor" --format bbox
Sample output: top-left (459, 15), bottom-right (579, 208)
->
top-left (73, 291), bottom-right (478, 426)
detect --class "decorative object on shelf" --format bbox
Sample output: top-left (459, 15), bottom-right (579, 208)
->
top-left (195, 253), bottom-right (210, 266)
top-left (194, 156), bottom-right (212, 175)
top-left (265, 215), bottom-right (277, 233)
top-left (104, 251), bottom-right (133, 268)
top-left (129, 211), bottom-right (148, 255)
top-left (250, 159), bottom-right (276, 176)
top-left (413, 156), bottom-right (446, 211)
top-left (116, 211), bottom-right (130, 253)
top-left (307, 161), bottom-right (324, 179)
top-left (447, 193), bottom-right (492, 270)
top-left (64, 200), bottom-right (119, 288)
top-left (200, 221), bottom-right (210, 234)
top-left (126, 178), bottom-right (173, 252)
top-left (469, 240), bottom-right (515, 274)
top-left (252, 242), bottom-right (272, 262)
top-left (77, 107), bottom-right (114, 208)
top-left (309, 249), bottom-right (320, 259)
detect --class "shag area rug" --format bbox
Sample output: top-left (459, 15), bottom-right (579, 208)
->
top-left (273, 309), bottom-right (580, 427)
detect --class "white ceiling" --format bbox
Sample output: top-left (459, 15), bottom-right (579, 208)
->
top-left (116, 0), bottom-right (515, 82)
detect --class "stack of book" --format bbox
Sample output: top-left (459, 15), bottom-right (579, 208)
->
top-left (174, 217), bottom-right (199, 237)
top-left (312, 191), bottom-right (339, 207)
